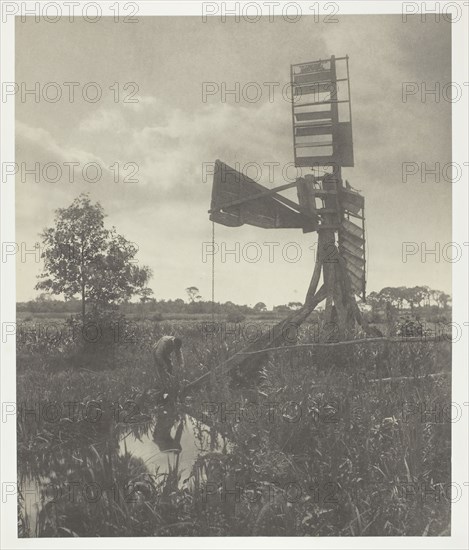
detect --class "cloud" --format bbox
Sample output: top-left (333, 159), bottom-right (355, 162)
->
top-left (17, 120), bottom-right (109, 169)
top-left (28, 95), bottom-right (293, 203)
top-left (78, 108), bottom-right (126, 133)
top-left (14, 16), bottom-right (452, 303)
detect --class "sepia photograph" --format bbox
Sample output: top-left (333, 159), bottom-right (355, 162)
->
top-left (1, 1), bottom-right (468, 548)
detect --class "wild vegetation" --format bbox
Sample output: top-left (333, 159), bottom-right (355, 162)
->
top-left (17, 196), bottom-right (452, 537)
top-left (17, 312), bottom-right (451, 537)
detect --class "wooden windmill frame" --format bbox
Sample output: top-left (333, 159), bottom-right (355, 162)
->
top-left (204, 55), bottom-right (370, 378)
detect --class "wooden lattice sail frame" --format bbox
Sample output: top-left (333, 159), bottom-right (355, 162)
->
top-left (197, 55), bottom-right (371, 383)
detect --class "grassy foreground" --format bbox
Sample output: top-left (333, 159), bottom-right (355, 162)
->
top-left (17, 317), bottom-right (451, 536)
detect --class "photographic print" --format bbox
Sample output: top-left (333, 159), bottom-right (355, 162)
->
top-left (1, 1), bottom-right (468, 547)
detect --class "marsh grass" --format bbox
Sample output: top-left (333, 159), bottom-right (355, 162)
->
top-left (17, 316), bottom-right (451, 536)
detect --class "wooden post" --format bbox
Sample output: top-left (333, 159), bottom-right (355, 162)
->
top-left (184, 284), bottom-right (328, 392)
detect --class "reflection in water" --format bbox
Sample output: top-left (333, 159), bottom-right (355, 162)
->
top-left (121, 407), bottom-right (223, 482)
top-left (153, 410), bottom-right (184, 452)
top-left (18, 402), bottom-right (228, 537)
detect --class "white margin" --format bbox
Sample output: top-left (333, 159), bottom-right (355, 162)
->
top-left (1, 1), bottom-right (468, 549)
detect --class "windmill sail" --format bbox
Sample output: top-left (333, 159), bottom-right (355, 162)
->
top-left (339, 199), bottom-right (366, 300)
top-left (291, 56), bottom-right (354, 168)
top-left (209, 160), bottom-right (316, 232)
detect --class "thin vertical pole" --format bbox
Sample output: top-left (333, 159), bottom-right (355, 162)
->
top-left (210, 220), bottom-right (216, 373)
top-left (211, 220), bottom-right (215, 324)
top-left (361, 198), bottom-right (366, 302)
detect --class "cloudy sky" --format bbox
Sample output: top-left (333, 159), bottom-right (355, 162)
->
top-left (15, 15), bottom-right (451, 307)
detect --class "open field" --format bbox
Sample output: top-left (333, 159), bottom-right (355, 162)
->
top-left (16, 310), bottom-right (291, 323)
top-left (16, 314), bottom-right (451, 537)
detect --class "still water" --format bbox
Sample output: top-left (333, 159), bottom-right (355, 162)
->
top-left (19, 404), bottom-right (229, 537)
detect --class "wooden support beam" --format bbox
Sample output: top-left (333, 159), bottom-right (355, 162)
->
top-left (304, 231), bottom-right (325, 303)
top-left (228, 337), bottom-right (449, 356)
top-left (313, 189), bottom-right (337, 196)
top-left (208, 181), bottom-right (300, 214)
top-left (317, 208), bottom-right (339, 214)
top-left (185, 335), bottom-right (449, 392)
top-left (184, 284), bottom-right (328, 393)
top-left (308, 372), bottom-right (449, 390)
top-left (344, 211), bottom-right (364, 220)
top-left (318, 224), bottom-right (340, 231)
top-left (197, 169), bottom-right (369, 393)
top-left (332, 259), bottom-right (350, 340)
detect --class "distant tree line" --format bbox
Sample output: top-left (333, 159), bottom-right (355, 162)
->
top-left (27, 195), bottom-right (451, 323)
top-left (18, 285), bottom-right (450, 319)
top-left (367, 286), bottom-right (451, 312)
top-left (17, 293), bottom-right (266, 317)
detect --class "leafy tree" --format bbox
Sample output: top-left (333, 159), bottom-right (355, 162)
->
top-left (366, 291), bottom-right (382, 307)
top-left (36, 292), bottom-right (53, 302)
top-left (403, 287), bottom-right (419, 312)
top-left (378, 287), bottom-right (398, 307)
top-left (36, 194), bottom-right (152, 316)
top-left (174, 298), bottom-right (185, 312)
top-left (139, 287), bottom-right (154, 304)
top-left (421, 285), bottom-right (431, 307)
top-left (253, 302), bottom-right (267, 313)
top-left (273, 304), bottom-right (291, 314)
top-left (288, 301), bottom-right (303, 311)
top-left (413, 286), bottom-right (428, 308)
top-left (438, 292), bottom-right (451, 309)
top-left (185, 286), bottom-right (201, 303)
top-left (366, 291), bottom-right (383, 321)
top-left (430, 289), bottom-right (441, 307)
top-left (395, 286), bottom-right (407, 310)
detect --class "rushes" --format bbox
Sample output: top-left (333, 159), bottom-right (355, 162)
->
top-left (17, 317), bottom-right (451, 536)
